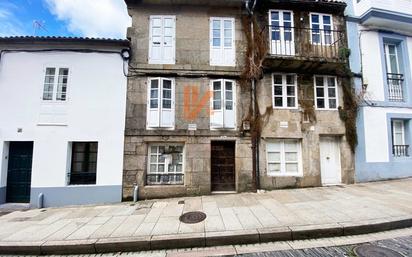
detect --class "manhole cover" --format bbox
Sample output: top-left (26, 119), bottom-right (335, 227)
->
top-left (179, 211), bottom-right (206, 224)
top-left (354, 245), bottom-right (404, 257)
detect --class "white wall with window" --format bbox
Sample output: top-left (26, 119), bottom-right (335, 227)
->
top-left (0, 46), bottom-right (128, 207)
top-left (147, 78), bottom-right (175, 129)
top-left (266, 139), bottom-right (303, 177)
top-left (147, 144), bottom-right (184, 185)
top-left (272, 74), bottom-right (297, 108)
top-left (314, 75), bottom-right (338, 110)
top-left (210, 79), bottom-right (236, 129)
top-left (210, 17), bottom-right (235, 66)
top-left (149, 15), bottom-right (176, 64)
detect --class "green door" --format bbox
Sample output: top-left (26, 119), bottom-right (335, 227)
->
top-left (6, 142), bottom-right (33, 203)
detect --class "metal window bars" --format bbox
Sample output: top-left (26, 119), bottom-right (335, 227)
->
top-left (268, 25), bottom-right (345, 60)
top-left (146, 173), bottom-right (184, 185)
top-left (387, 73), bottom-right (404, 102)
top-left (393, 145), bottom-right (409, 157)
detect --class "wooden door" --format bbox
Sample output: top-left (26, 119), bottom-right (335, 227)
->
top-left (6, 142), bottom-right (33, 203)
top-left (211, 141), bottom-right (235, 191)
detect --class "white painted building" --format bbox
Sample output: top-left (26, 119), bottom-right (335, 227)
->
top-left (346, 0), bottom-right (412, 181)
top-left (0, 37), bottom-right (129, 207)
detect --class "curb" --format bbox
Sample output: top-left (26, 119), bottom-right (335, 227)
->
top-left (1, 216), bottom-right (411, 255)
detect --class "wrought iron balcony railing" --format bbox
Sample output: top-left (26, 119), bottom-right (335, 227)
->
top-left (387, 73), bottom-right (404, 102)
top-left (147, 173), bottom-right (184, 185)
top-left (393, 145), bottom-right (409, 157)
top-left (68, 172), bottom-right (96, 185)
top-left (268, 25), bottom-right (345, 60)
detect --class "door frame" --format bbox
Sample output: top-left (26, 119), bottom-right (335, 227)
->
top-left (319, 136), bottom-right (342, 186)
top-left (210, 140), bottom-right (236, 193)
top-left (5, 141), bottom-right (34, 203)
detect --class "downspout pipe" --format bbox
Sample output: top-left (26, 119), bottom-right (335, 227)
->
top-left (245, 0), bottom-right (260, 191)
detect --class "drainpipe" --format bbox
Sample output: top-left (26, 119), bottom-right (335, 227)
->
top-left (246, 0), bottom-right (259, 191)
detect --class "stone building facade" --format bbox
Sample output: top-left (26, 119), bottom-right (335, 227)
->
top-left (254, 1), bottom-right (355, 189)
top-left (123, 0), bottom-right (354, 200)
top-left (123, 0), bottom-right (253, 200)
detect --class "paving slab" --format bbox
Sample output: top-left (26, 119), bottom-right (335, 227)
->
top-left (0, 179), bottom-right (411, 254)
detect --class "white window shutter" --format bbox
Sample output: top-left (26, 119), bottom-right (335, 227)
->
top-left (224, 80), bottom-right (236, 128)
top-left (160, 79), bottom-right (174, 127)
top-left (223, 19), bottom-right (235, 66)
top-left (147, 79), bottom-right (160, 127)
top-left (210, 80), bottom-right (224, 128)
top-left (162, 17), bottom-right (176, 64)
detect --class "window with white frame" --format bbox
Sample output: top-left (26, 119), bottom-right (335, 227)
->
top-left (147, 144), bottom-right (184, 185)
top-left (266, 139), bottom-right (302, 176)
top-left (310, 13), bottom-right (333, 45)
top-left (210, 79), bottom-right (236, 129)
top-left (384, 43), bottom-right (404, 102)
top-left (210, 17), bottom-right (235, 66)
top-left (42, 67), bottom-right (69, 101)
top-left (314, 76), bottom-right (338, 109)
top-left (269, 10), bottom-right (295, 56)
top-left (272, 74), bottom-right (297, 108)
top-left (149, 15), bottom-right (176, 64)
top-left (392, 120), bottom-right (409, 157)
top-left (147, 78), bottom-right (175, 128)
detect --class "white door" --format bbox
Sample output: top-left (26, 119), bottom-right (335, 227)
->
top-left (269, 10), bottom-right (295, 56)
top-left (210, 79), bottom-right (236, 129)
top-left (320, 137), bottom-right (341, 185)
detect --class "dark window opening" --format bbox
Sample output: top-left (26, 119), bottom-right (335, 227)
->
top-left (69, 142), bottom-right (98, 185)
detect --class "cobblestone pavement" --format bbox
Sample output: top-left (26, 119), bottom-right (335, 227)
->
top-left (0, 179), bottom-right (411, 245)
top-left (1, 226), bottom-right (412, 256)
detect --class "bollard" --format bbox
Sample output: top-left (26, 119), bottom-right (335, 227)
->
top-left (133, 185), bottom-right (139, 202)
top-left (38, 193), bottom-right (44, 209)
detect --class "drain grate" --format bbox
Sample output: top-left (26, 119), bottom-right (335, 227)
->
top-left (179, 211), bottom-right (206, 224)
top-left (354, 245), bottom-right (404, 257)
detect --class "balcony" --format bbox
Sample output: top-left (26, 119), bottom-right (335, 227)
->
top-left (388, 73), bottom-right (404, 102)
top-left (264, 26), bottom-right (347, 74)
top-left (393, 145), bottom-right (409, 157)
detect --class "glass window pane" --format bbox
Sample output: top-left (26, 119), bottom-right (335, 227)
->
top-left (275, 97), bottom-right (283, 107)
top-left (323, 15), bottom-right (331, 25)
top-left (226, 91), bottom-right (233, 100)
top-left (150, 99), bottom-right (158, 108)
top-left (213, 101), bottom-right (221, 110)
top-left (286, 163), bottom-right (298, 173)
top-left (328, 77), bottom-right (335, 87)
top-left (271, 11), bottom-right (279, 21)
top-left (287, 86), bottom-right (295, 96)
top-left (285, 152), bottom-right (297, 162)
top-left (225, 101), bottom-right (233, 110)
top-left (224, 38), bottom-right (232, 47)
top-left (213, 20), bottom-right (220, 29)
top-left (311, 14), bottom-right (319, 23)
top-left (329, 99), bottom-right (337, 109)
top-left (284, 141), bottom-right (297, 151)
top-left (163, 89), bottom-right (171, 99)
top-left (274, 75), bottom-right (282, 84)
top-left (163, 80), bottom-right (171, 89)
top-left (268, 163), bottom-right (281, 173)
top-left (316, 87), bottom-right (324, 97)
top-left (162, 99), bottom-right (171, 109)
top-left (225, 82), bottom-right (232, 91)
top-left (317, 99), bottom-right (325, 108)
top-left (283, 12), bottom-right (291, 21)
top-left (213, 38), bottom-right (221, 47)
top-left (268, 152), bottom-right (280, 162)
top-left (213, 81), bottom-right (221, 91)
top-left (274, 86), bottom-right (283, 95)
top-left (328, 88), bottom-right (336, 98)
top-left (286, 75), bottom-right (295, 85)
top-left (151, 79), bottom-right (159, 88)
top-left (287, 97), bottom-right (295, 107)
top-left (316, 77), bottom-right (324, 87)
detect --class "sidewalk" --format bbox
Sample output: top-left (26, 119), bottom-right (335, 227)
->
top-left (0, 179), bottom-right (411, 255)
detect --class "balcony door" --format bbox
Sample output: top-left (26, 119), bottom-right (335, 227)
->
top-left (384, 43), bottom-right (404, 102)
top-left (269, 10), bottom-right (295, 56)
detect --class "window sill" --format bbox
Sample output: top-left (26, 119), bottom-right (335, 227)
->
top-left (37, 123), bottom-right (68, 127)
top-left (267, 173), bottom-right (303, 177)
top-left (66, 184), bottom-right (98, 187)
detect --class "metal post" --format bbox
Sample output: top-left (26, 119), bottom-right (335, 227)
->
top-left (133, 185), bottom-right (139, 202)
top-left (38, 193), bottom-right (44, 209)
